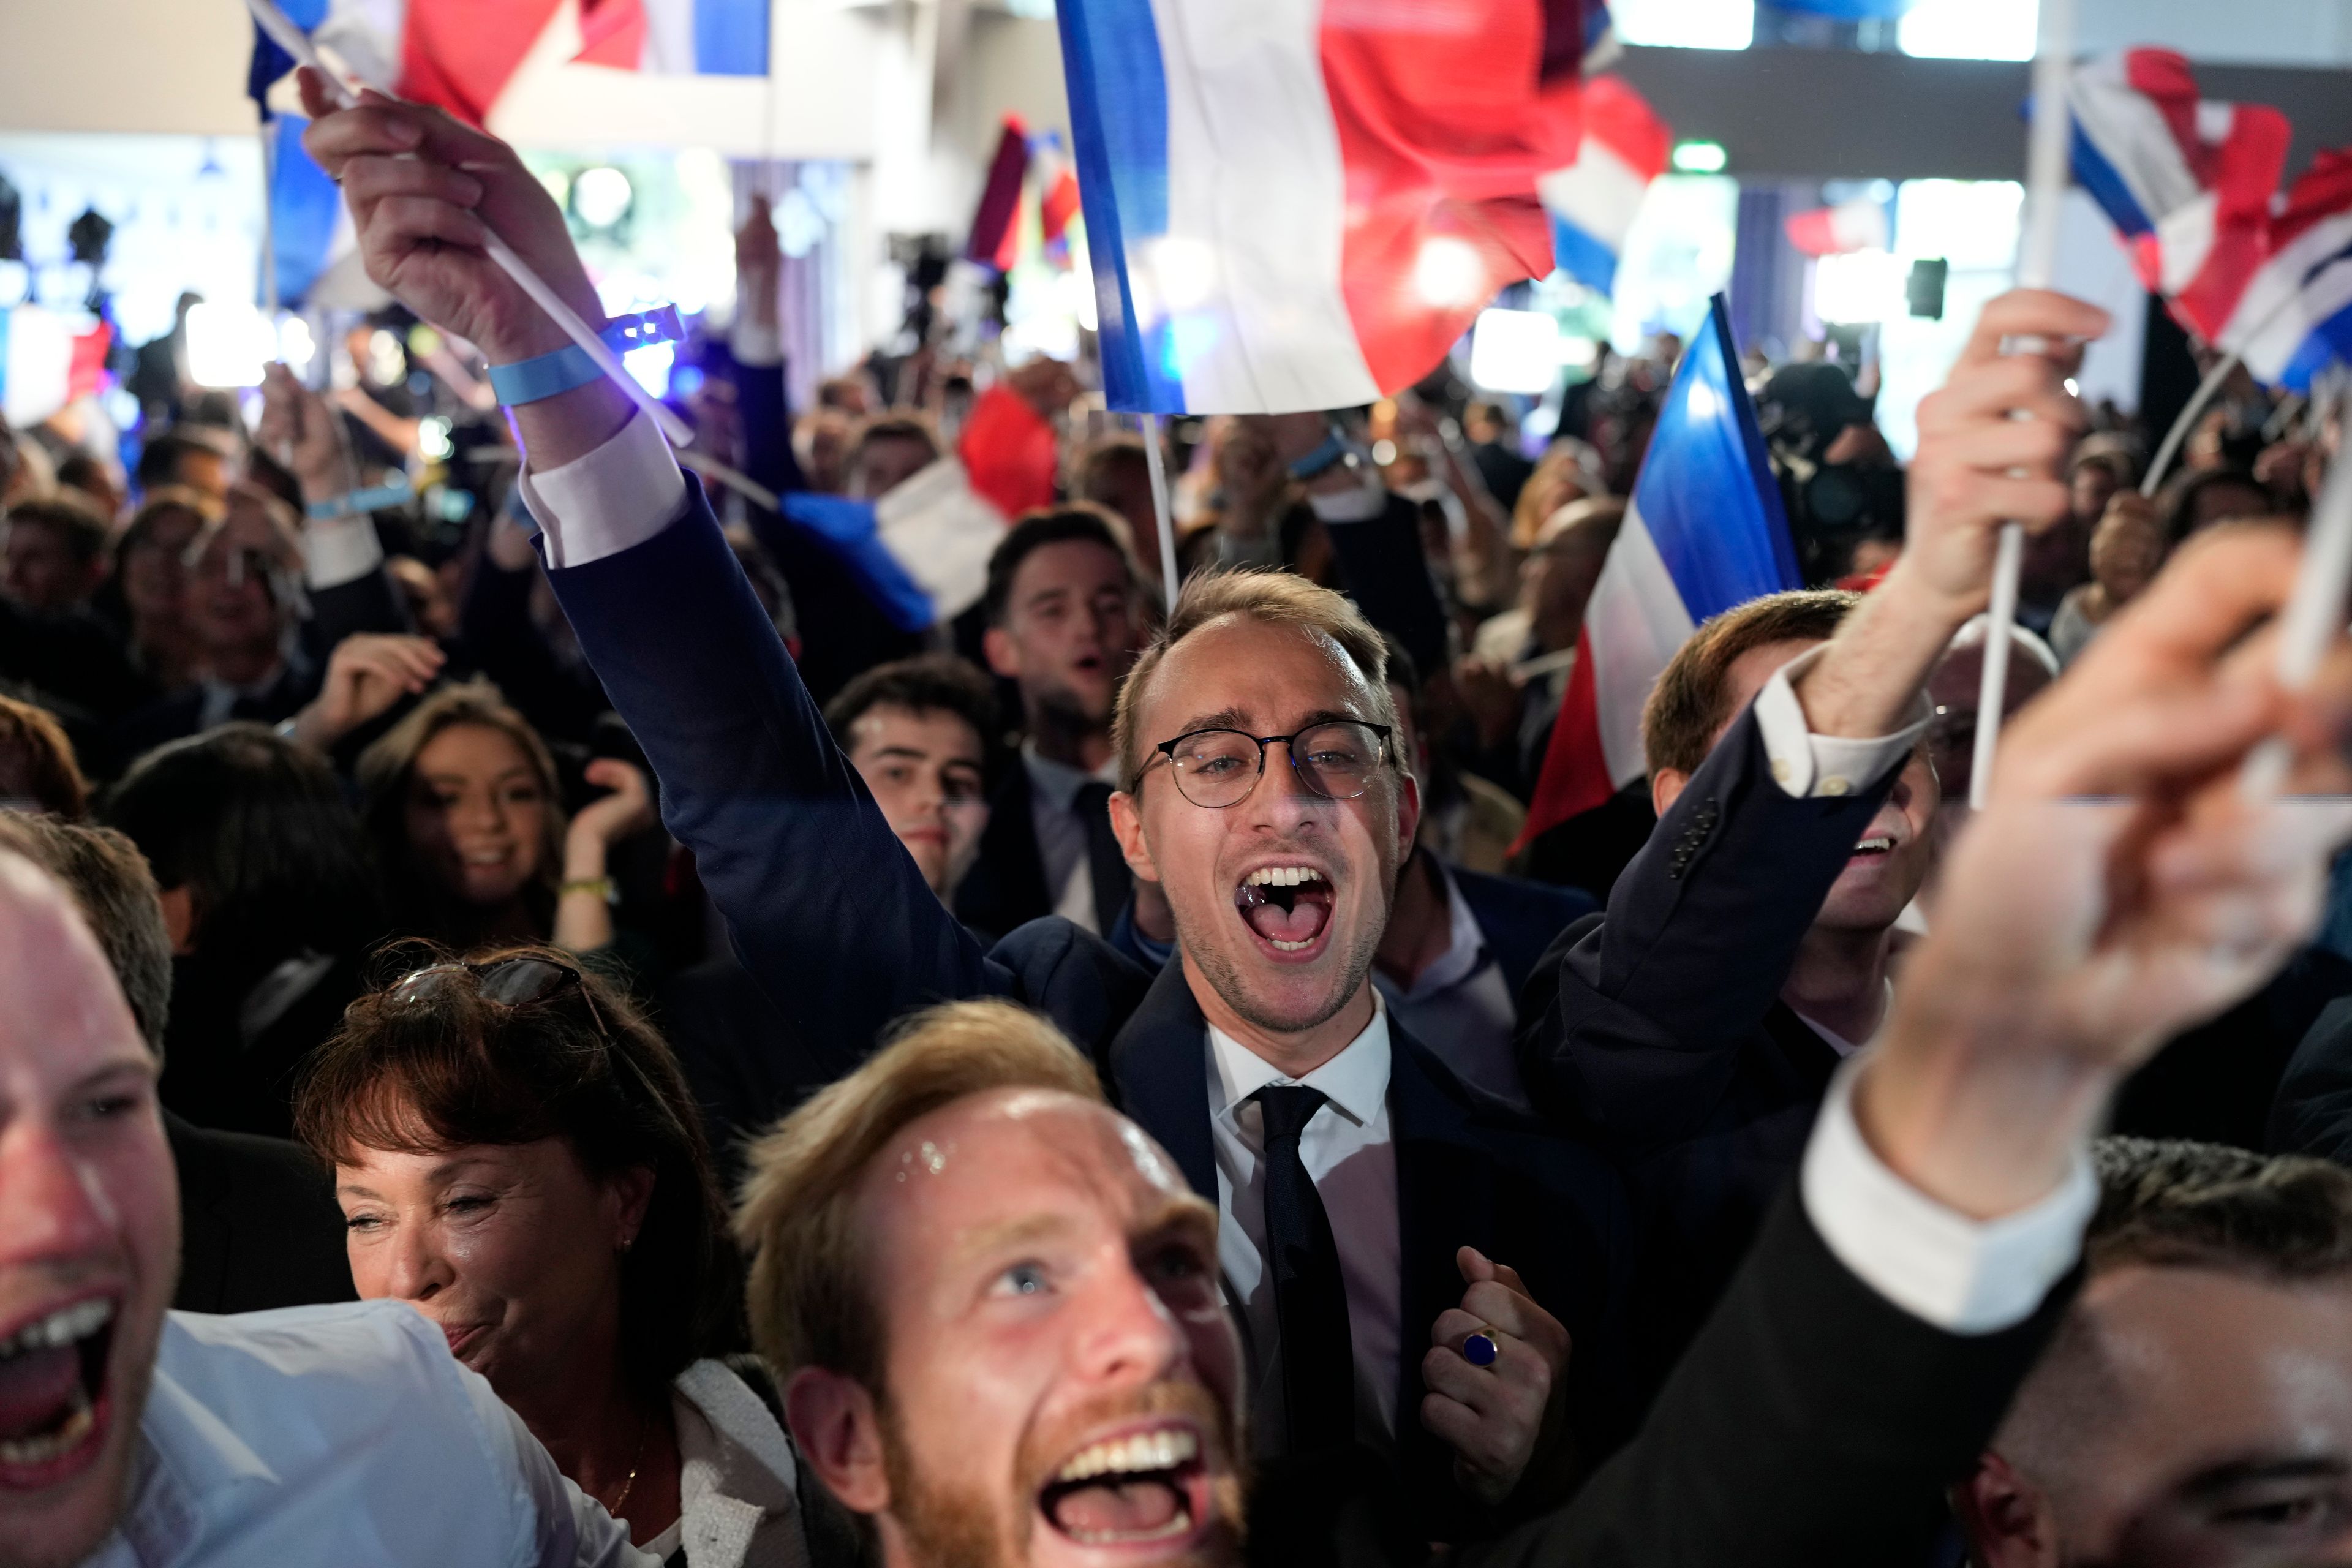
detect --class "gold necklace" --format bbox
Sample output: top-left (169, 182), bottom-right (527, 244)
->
top-left (604, 1407), bottom-right (652, 1521)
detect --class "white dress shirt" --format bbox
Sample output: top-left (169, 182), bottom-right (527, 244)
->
top-left (1022, 742), bottom-right (1123, 935)
top-left (83, 1301), bottom-right (647, 1568)
top-left (517, 409), bottom-right (2103, 1347)
top-left (1208, 1003), bottom-right (1403, 1457)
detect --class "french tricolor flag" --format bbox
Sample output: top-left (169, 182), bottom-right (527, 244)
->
top-left (2216, 150), bottom-right (2352, 390)
top-left (0, 307), bottom-right (111, 430)
top-left (1538, 74), bottom-right (1670, 297)
top-left (2066, 48), bottom-right (2288, 347)
top-left (1054, 0), bottom-right (1589, 414)
top-left (1515, 296), bottom-right (1801, 848)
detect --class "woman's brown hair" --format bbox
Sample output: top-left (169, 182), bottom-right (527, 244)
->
top-left (355, 680), bottom-right (567, 943)
top-left (295, 942), bottom-right (736, 1398)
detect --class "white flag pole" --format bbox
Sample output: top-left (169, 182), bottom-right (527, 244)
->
top-left (2241, 447), bottom-right (2352, 799)
top-left (241, 0), bottom-right (695, 449)
top-left (1968, 0), bottom-right (2076, 812)
top-left (1141, 413), bottom-right (1181, 616)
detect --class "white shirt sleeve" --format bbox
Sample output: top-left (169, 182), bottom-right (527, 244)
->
top-left (515, 409), bottom-right (693, 570)
top-left (300, 513), bottom-right (385, 591)
top-left (1749, 643), bottom-right (1932, 799)
top-left (1801, 1054), bottom-right (2097, 1335)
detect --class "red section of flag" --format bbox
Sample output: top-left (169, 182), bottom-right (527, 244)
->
top-left (967, 117), bottom-right (1031, 270)
top-left (959, 382), bottom-right (1060, 519)
top-left (575, 0), bottom-right (648, 68)
top-left (398, 0), bottom-right (563, 127)
top-left (1511, 627), bottom-right (1614, 855)
top-left (67, 323), bottom-right (112, 404)
top-left (1318, 2), bottom-right (1583, 393)
top-left (1041, 168), bottom-right (1081, 244)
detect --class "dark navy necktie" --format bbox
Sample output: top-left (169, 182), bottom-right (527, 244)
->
top-left (1252, 1083), bottom-right (1356, 1453)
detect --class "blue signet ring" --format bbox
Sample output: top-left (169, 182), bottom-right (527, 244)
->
top-left (1464, 1330), bottom-right (1500, 1368)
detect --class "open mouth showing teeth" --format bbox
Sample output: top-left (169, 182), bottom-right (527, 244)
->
top-left (1851, 835), bottom-right (1894, 857)
top-left (1235, 866), bottom-right (1333, 954)
top-left (0, 1297), bottom-right (114, 1472)
top-left (1038, 1426), bottom-right (1206, 1547)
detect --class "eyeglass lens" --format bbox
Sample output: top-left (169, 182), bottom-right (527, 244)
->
top-left (1167, 722), bottom-right (1383, 808)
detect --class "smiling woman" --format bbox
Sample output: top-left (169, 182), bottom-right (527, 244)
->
top-left (292, 947), bottom-right (809, 1565)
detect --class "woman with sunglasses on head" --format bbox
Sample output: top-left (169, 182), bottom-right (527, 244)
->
top-left (294, 948), bottom-right (813, 1565)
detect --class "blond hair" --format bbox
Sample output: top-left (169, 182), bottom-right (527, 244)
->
top-left (1110, 567), bottom-right (1400, 793)
top-left (733, 1000), bottom-right (1103, 1388)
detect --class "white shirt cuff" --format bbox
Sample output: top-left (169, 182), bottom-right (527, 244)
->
top-left (1305, 475), bottom-right (1389, 524)
top-left (730, 316), bottom-right (784, 368)
top-left (301, 514), bottom-right (385, 591)
top-left (1801, 1055), bottom-right (2097, 1335)
top-left (1751, 643), bottom-right (1931, 799)
top-left (516, 409), bottom-right (692, 570)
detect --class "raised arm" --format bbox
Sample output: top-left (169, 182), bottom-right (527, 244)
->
top-left (298, 72), bottom-right (1001, 1076)
top-left (1479, 521), bottom-right (2352, 1568)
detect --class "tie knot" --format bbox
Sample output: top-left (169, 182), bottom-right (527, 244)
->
top-left (1251, 1083), bottom-right (1330, 1145)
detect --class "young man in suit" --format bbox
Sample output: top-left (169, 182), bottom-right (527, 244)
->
top-left (1957, 1139), bottom-right (2352, 1568)
top-left (740, 514), bottom-right (2352, 1568)
top-left (955, 508), bottom-right (1152, 943)
top-left (298, 75), bottom-right (2109, 1538)
top-left (1517, 289), bottom-right (2112, 1380)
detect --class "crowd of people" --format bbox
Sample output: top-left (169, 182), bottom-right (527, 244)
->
top-left (7, 71), bottom-right (2352, 1568)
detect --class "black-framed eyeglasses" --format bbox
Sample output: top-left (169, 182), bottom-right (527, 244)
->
top-left (391, 956), bottom-right (610, 1041)
top-left (1152, 720), bottom-right (1392, 810)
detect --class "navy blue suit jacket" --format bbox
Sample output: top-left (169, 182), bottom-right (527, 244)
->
top-left (543, 487), bottom-right (1633, 1537)
top-left (1514, 708), bottom-right (1897, 1384)
top-left (1450, 865), bottom-right (1597, 1002)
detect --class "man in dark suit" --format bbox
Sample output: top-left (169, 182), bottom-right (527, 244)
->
top-left (309, 89), bottom-right (1634, 1539)
top-left (954, 507), bottom-right (1152, 944)
top-left (738, 518), bottom-right (2349, 1567)
top-left (1517, 289), bottom-right (2111, 1381)
top-left (0, 811), bottom-right (352, 1313)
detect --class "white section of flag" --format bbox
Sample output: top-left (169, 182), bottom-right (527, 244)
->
top-left (1141, 0), bottom-right (1378, 413)
top-left (1581, 497), bottom-right (1698, 790)
top-left (1538, 140), bottom-right (1651, 253)
top-left (2222, 208), bottom-right (2352, 382)
top-left (873, 457), bottom-right (1010, 625)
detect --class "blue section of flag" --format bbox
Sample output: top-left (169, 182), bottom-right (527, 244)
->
top-left (1765, 0), bottom-right (1917, 17)
top-left (1548, 214), bottom-right (1620, 296)
top-left (246, 0), bottom-right (328, 116)
top-left (271, 115), bottom-right (344, 309)
top-left (779, 494), bottom-right (937, 633)
top-left (2277, 297), bottom-right (2352, 392)
top-left (2068, 118), bottom-right (2155, 238)
top-left (694, 0), bottom-right (769, 77)
top-left (1631, 295), bottom-right (1801, 618)
top-left (1054, 0), bottom-right (1182, 413)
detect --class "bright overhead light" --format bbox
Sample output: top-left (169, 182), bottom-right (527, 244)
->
top-left (1412, 238), bottom-right (1488, 310)
top-left (184, 302), bottom-right (274, 388)
top-left (573, 167), bottom-right (633, 229)
top-left (1814, 251), bottom-right (1909, 325)
top-left (1671, 141), bottom-right (1728, 175)
top-left (1468, 308), bottom-right (1561, 394)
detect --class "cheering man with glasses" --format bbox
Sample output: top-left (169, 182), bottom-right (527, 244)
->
top-left (293, 72), bottom-right (1633, 1541)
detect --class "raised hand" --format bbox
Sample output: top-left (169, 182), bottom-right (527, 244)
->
top-left (567, 758), bottom-right (658, 853)
top-left (289, 633), bottom-right (445, 751)
top-left (256, 362), bottom-right (357, 503)
top-left (1419, 1246), bottom-right (1573, 1506)
top-left (1861, 522), bottom-right (2352, 1220)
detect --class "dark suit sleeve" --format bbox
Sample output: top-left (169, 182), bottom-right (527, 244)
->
top-left (1458, 1189), bottom-right (2075, 1568)
top-left (1321, 494), bottom-right (1450, 679)
top-left (2269, 997), bottom-right (2352, 1161)
top-left (543, 484), bottom-right (1006, 1079)
top-left (1515, 707), bottom-right (1894, 1148)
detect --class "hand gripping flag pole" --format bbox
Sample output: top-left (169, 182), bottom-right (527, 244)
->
top-left (241, 0), bottom-right (696, 451)
top-left (1969, 0), bottom-right (2077, 812)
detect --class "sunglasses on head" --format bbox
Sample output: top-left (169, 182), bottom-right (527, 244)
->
top-left (391, 956), bottom-right (610, 1041)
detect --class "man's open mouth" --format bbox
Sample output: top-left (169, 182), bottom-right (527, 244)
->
top-left (0, 1295), bottom-right (115, 1480)
top-left (1038, 1423), bottom-right (1210, 1547)
top-left (1849, 834), bottom-right (1894, 861)
top-left (1234, 865), bottom-right (1335, 955)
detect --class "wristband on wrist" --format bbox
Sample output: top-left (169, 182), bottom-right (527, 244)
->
top-left (559, 876), bottom-right (617, 904)
top-left (306, 478), bottom-right (414, 522)
top-left (487, 306), bottom-right (685, 408)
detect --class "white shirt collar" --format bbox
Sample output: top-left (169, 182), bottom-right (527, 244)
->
top-left (1385, 858), bottom-right (1488, 1003)
top-left (1022, 741), bottom-right (1120, 814)
top-left (1207, 995), bottom-right (1391, 1129)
